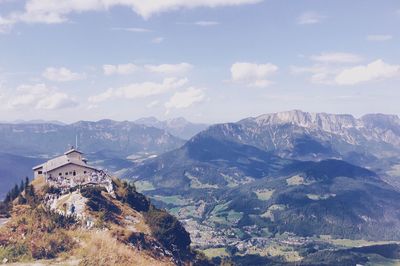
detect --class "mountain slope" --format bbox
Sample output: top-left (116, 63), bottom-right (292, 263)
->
top-left (194, 110), bottom-right (400, 186)
top-left (0, 177), bottom-right (209, 265)
top-left (126, 132), bottom-right (400, 252)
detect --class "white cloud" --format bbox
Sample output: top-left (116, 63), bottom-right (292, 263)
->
top-left (146, 100), bottom-right (160, 108)
top-left (367, 35), bottom-right (393, 42)
top-left (117, 78), bottom-right (188, 99)
top-left (89, 77), bottom-right (188, 103)
top-left (165, 87), bottom-right (205, 109)
top-left (151, 37), bottom-right (164, 43)
top-left (36, 92), bottom-right (77, 109)
top-left (0, 16), bottom-right (13, 33)
top-left (310, 52), bottom-right (363, 64)
top-left (103, 63), bottom-right (138, 75)
top-left (1, 0), bottom-right (262, 31)
top-left (8, 83), bottom-right (77, 110)
top-left (291, 65), bottom-right (337, 85)
top-left (42, 67), bottom-right (85, 82)
top-left (335, 59), bottom-right (400, 85)
top-left (111, 27), bottom-right (151, 32)
top-left (231, 62), bottom-right (278, 87)
top-left (145, 63), bottom-right (193, 75)
top-left (297, 11), bottom-right (325, 25)
top-left (88, 88), bottom-right (114, 103)
top-left (195, 20), bottom-right (219, 26)
top-left (292, 52), bottom-right (365, 84)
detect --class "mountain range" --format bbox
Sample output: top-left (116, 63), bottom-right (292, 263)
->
top-left (2, 110), bottom-right (400, 262)
top-left (0, 119), bottom-right (185, 157)
top-left (123, 110), bottom-right (400, 256)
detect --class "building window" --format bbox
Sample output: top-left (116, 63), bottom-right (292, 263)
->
top-left (59, 173), bottom-right (62, 176)
top-left (84, 171), bottom-right (87, 174)
top-left (73, 171), bottom-right (76, 176)
top-left (38, 171), bottom-right (43, 174)
top-left (65, 172), bottom-right (69, 176)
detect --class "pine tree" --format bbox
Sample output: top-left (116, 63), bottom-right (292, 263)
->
top-left (11, 184), bottom-right (20, 200)
top-left (4, 191), bottom-right (11, 203)
top-left (25, 177), bottom-right (29, 189)
top-left (19, 179), bottom-right (25, 194)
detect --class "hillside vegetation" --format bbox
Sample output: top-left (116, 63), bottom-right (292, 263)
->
top-left (0, 177), bottom-right (210, 265)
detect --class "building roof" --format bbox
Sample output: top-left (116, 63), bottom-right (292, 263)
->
top-left (32, 149), bottom-right (98, 172)
top-left (45, 160), bottom-right (99, 173)
top-left (64, 148), bottom-right (83, 155)
top-left (33, 164), bottom-right (44, 170)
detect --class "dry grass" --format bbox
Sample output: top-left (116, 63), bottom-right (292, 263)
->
top-left (255, 189), bottom-right (275, 201)
top-left (319, 235), bottom-right (400, 248)
top-left (78, 231), bottom-right (172, 266)
top-left (103, 192), bottom-right (151, 234)
top-left (31, 176), bottom-right (46, 194)
top-left (247, 243), bottom-right (303, 262)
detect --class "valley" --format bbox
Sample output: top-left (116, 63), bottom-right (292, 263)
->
top-left (2, 111), bottom-right (400, 264)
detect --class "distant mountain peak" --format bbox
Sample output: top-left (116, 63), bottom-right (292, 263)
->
top-left (134, 116), bottom-right (160, 125)
top-left (134, 116), bottom-right (208, 139)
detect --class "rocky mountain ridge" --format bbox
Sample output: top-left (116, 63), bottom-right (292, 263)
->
top-left (241, 110), bottom-right (400, 147)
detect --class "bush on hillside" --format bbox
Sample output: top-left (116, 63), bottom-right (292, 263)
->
top-left (0, 243), bottom-right (30, 263)
top-left (0, 202), bottom-right (10, 217)
top-left (144, 207), bottom-right (191, 254)
top-left (30, 231), bottom-right (75, 259)
top-left (113, 180), bottom-right (150, 212)
top-left (80, 186), bottom-right (121, 223)
top-left (0, 206), bottom-right (76, 262)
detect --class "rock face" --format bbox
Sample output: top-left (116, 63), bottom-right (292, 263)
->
top-left (246, 110), bottom-right (400, 146)
top-left (201, 110), bottom-right (400, 162)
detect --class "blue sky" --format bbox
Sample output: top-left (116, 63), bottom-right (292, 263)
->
top-left (0, 0), bottom-right (399, 123)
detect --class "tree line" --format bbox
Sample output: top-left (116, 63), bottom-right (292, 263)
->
top-left (0, 177), bottom-right (36, 217)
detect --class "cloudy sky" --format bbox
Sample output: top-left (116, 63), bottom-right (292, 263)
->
top-left (0, 0), bottom-right (399, 123)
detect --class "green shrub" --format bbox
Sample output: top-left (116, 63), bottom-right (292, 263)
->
top-left (30, 231), bottom-right (75, 259)
top-left (0, 243), bottom-right (30, 263)
top-left (114, 181), bottom-right (150, 212)
top-left (144, 207), bottom-right (191, 254)
top-left (81, 186), bottom-right (121, 223)
top-left (0, 202), bottom-right (10, 217)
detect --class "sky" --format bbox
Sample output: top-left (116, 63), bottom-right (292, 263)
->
top-left (0, 0), bottom-right (399, 124)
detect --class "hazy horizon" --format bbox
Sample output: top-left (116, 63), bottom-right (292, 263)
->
top-left (1, 108), bottom-right (400, 125)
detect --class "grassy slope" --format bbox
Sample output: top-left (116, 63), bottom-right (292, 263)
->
top-left (0, 177), bottom-right (209, 266)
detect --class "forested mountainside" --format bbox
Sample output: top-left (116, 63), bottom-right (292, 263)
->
top-left (125, 111), bottom-right (400, 264)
